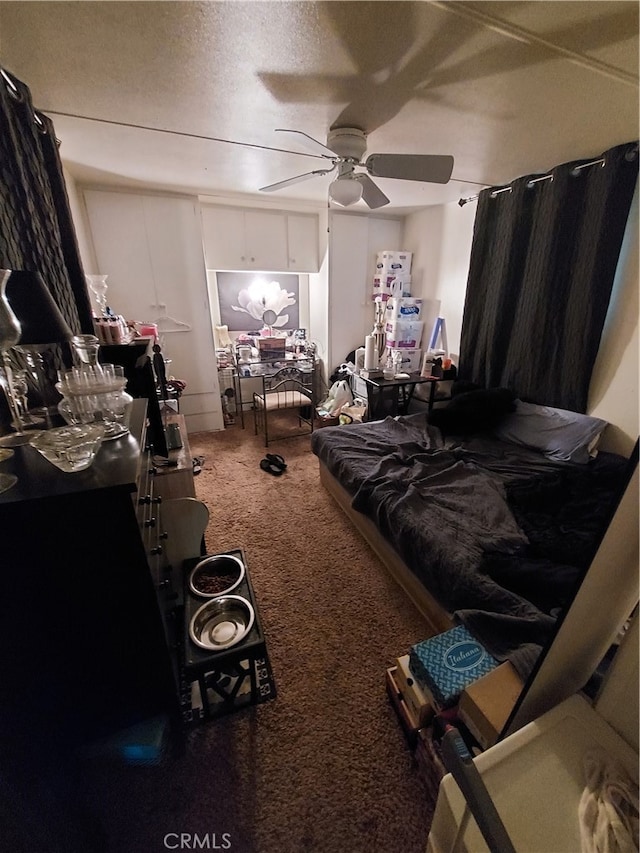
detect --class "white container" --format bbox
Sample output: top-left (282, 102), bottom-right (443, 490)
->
top-left (389, 347), bottom-right (422, 373)
top-left (375, 250), bottom-right (413, 274)
top-left (427, 694), bottom-right (638, 853)
top-left (385, 297), bottom-right (424, 321)
top-left (385, 319), bottom-right (424, 348)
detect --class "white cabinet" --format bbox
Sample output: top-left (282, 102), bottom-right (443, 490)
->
top-left (82, 189), bottom-right (224, 432)
top-left (201, 205), bottom-right (319, 272)
top-left (202, 207), bottom-right (247, 270)
top-left (286, 213), bottom-right (318, 271)
top-left (243, 209), bottom-right (288, 270)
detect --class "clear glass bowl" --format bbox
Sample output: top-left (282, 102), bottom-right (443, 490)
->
top-left (55, 364), bottom-right (132, 439)
top-left (30, 424), bottom-right (105, 472)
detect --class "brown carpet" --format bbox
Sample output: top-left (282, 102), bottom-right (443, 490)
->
top-left (76, 418), bottom-right (441, 853)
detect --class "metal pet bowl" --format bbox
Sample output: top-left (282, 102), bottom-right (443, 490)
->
top-left (189, 595), bottom-right (255, 651)
top-left (189, 554), bottom-right (245, 598)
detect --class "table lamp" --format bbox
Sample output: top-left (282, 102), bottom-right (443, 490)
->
top-left (5, 269), bottom-right (73, 427)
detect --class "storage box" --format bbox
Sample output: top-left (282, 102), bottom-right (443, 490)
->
top-left (409, 625), bottom-right (499, 711)
top-left (314, 414), bottom-right (340, 428)
top-left (385, 297), bottom-right (424, 321)
top-left (457, 662), bottom-right (524, 750)
top-left (386, 666), bottom-right (419, 745)
top-left (372, 274), bottom-right (411, 302)
top-left (396, 654), bottom-right (434, 727)
top-left (415, 726), bottom-right (447, 794)
top-left (375, 250), bottom-right (413, 275)
top-left (350, 373), bottom-right (368, 398)
top-left (255, 337), bottom-right (286, 357)
top-left (389, 348), bottom-right (422, 373)
top-left (385, 319), bottom-right (424, 348)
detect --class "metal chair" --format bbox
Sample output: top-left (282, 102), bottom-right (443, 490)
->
top-left (252, 366), bottom-right (315, 447)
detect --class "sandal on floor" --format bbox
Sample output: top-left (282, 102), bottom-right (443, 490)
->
top-left (260, 458), bottom-right (284, 476)
top-left (265, 453), bottom-right (287, 471)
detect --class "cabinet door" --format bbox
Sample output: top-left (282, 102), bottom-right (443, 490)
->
top-left (287, 213), bottom-right (319, 272)
top-left (84, 190), bottom-right (224, 431)
top-left (201, 206), bottom-right (247, 270)
top-left (84, 190), bottom-right (156, 319)
top-left (244, 210), bottom-right (288, 271)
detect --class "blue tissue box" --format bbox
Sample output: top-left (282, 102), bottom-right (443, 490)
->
top-left (409, 625), bottom-right (498, 710)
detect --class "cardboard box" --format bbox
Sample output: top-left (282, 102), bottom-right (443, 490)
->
top-left (385, 319), bottom-right (424, 348)
top-left (386, 666), bottom-right (419, 745)
top-left (314, 413), bottom-right (340, 428)
top-left (255, 337), bottom-right (286, 357)
top-left (350, 373), bottom-right (368, 397)
top-left (372, 274), bottom-right (411, 302)
top-left (389, 347), bottom-right (422, 373)
top-left (375, 250), bottom-right (413, 274)
top-left (457, 661), bottom-right (524, 750)
top-left (395, 654), bottom-right (434, 727)
top-left (409, 625), bottom-right (499, 711)
top-left (415, 726), bottom-right (447, 792)
top-left (385, 297), bottom-right (424, 321)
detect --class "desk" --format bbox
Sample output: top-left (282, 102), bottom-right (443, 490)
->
top-left (358, 372), bottom-right (438, 420)
top-left (233, 353), bottom-right (316, 428)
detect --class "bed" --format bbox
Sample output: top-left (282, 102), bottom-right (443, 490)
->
top-left (310, 403), bottom-right (630, 679)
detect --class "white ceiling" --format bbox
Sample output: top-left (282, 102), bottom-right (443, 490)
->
top-left (0, 1), bottom-right (638, 214)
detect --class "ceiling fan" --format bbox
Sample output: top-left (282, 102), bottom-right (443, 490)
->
top-left (259, 127), bottom-right (454, 209)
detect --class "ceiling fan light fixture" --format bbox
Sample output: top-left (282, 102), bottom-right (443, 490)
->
top-left (329, 177), bottom-right (363, 207)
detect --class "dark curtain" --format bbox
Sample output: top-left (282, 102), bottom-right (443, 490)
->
top-left (0, 69), bottom-right (93, 334)
top-left (458, 141), bottom-right (638, 412)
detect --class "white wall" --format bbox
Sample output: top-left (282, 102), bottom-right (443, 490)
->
top-left (63, 167), bottom-right (97, 273)
top-left (402, 200), bottom-right (476, 360)
top-left (328, 211), bottom-right (402, 372)
top-left (589, 186), bottom-right (639, 456)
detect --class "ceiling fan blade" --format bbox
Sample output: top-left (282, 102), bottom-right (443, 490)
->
top-left (365, 153), bottom-right (454, 184)
top-left (353, 174), bottom-right (390, 209)
top-left (275, 129), bottom-right (337, 159)
top-left (259, 168), bottom-right (334, 193)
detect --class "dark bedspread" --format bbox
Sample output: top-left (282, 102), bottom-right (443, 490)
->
top-left (310, 414), bottom-right (628, 677)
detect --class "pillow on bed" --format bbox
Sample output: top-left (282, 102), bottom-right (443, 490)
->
top-left (428, 387), bottom-right (516, 436)
top-left (493, 400), bottom-right (608, 464)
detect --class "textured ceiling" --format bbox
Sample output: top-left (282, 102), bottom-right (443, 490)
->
top-left (0, 1), bottom-right (638, 213)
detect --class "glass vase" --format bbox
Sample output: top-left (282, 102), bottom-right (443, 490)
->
top-left (85, 274), bottom-right (109, 317)
top-left (0, 269), bottom-right (36, 451)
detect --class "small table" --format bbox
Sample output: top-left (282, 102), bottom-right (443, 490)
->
top-left (359, 372), bottom-right (438, 420)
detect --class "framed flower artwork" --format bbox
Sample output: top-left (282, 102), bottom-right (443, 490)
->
top-left (217, 272), bottom-right (300, 332)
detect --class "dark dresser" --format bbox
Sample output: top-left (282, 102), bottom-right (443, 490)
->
top-left (0, 399), bottom-right (183, 750)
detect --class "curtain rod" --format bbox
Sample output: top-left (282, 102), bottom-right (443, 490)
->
top-left (458, 147), bottom-right (638, 207)
top-left (1, 68), bottom-right (18, 97)
top-left (2, 66), bottom-right (59, 142)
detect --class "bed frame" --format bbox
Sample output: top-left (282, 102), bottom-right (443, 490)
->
top-left (318, 461), bottom-right (454, 636)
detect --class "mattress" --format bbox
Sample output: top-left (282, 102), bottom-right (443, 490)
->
top-left (311, 414), bottom-right (628, 677)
